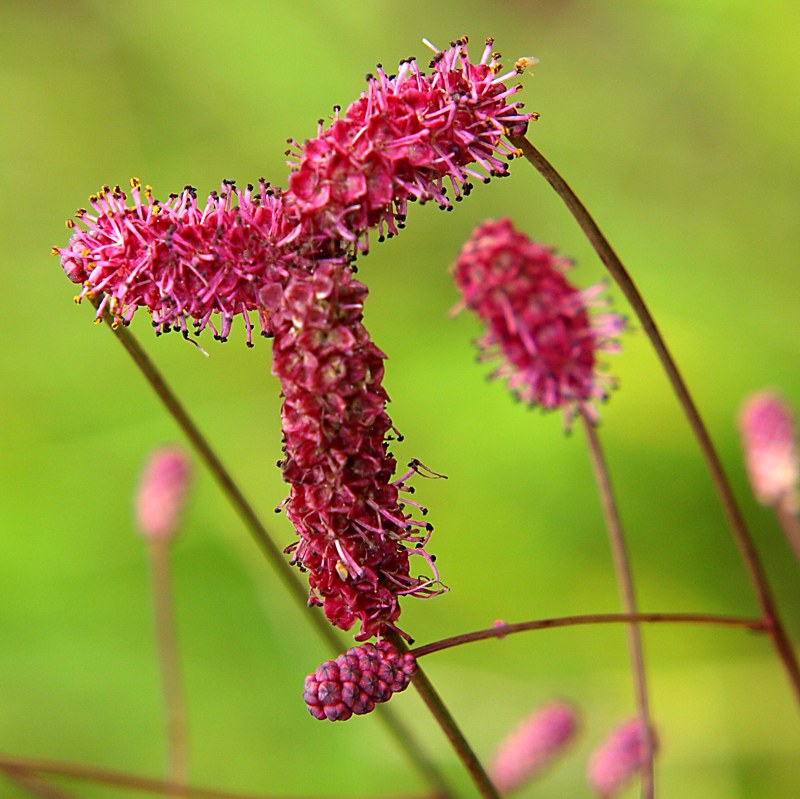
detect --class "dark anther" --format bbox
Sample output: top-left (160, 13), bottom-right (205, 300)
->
top-left (425, 523), bottom-right (434, 532)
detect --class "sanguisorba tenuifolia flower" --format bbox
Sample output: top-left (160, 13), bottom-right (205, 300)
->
top-left (452, 218), bottom-right (624, 422)
top-left (284, 37), bottom-right (536, 256)
top-left (57, 179), bottom-right (292, 345)
top-left (272, 259), bottom-right (444, 641)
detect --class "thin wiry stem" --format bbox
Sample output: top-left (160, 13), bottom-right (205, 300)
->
top-left (0, 753), bottom-right (446, 799)
top-left (387, 631), bottom-right (499, 799)
top-left (95, 307), bottom-right (452, 798)
top-left (508, 134), bottom-right (800, 705)
top-left (581, 412), bottom-right (655, 799)
top-left (148, 538), bottom-right (189, 795)
top-left (0, 766), bottom-right (77, 799)
top-left (411, 613), bottom-right (766, 658)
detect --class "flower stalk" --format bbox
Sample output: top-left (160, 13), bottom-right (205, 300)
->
top-left (508, 132), bottom-right (800, 705)
top-left (581, 412), bottom-right (655, 798)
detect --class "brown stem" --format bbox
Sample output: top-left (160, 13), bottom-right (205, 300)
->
top-left (0, 753), bottom-right (445, 799)
top-left (775, 499), bottom-right (800, 567)
top-left (412, 613), bottom-right (766, 658)
top-left (0, 766), bottom-right (77, 799)
top-left (508, 134), bottom-right (800, 706)
top-left (148, 538), bottom-right (189, 794)
top-left (387, 631), bottom-right (499, 799)
top-left (581, 412), bottom-right (655, 799)
top-left (95, 308), bottom-right (451, 797)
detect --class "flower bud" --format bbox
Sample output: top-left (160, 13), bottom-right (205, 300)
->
top-left (489, 700), bottom-right (579, 793)
top-left (738, 391), bottom-right (798, 509)
top-left (587, 718), bottom-right (650, 798)
top-left (135, 447), bottom-right (192, 541)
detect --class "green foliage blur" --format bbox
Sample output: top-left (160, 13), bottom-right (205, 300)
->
top-left (1, 1), bottom-right (798, 796)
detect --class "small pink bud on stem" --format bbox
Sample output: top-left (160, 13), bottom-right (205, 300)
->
top-left (489, 700), bottom-right (579, 794)
top-left (739, 391), bottom-right (800, 566)
top-left (739, 391), bottom-right (799, 510)
top-left (135, 447), bottom-right (192, 541)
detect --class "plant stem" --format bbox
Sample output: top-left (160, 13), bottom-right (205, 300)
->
top-left (508, 134), bottom-right (800, 705)
top-left (581, 412), bottom-right (655, 799)
top-left (387, 631), bottom-right (499, 799)
top-left (148, 538), bottom-right (189, 796)
top-left (412, 612), bottom-right (766, 658)
top-left (0, 767), bottom-right (76, 799)
top-left (97, 310), bottom-right (452, 797)
top-left (0, 753), bottom-right (443, 799)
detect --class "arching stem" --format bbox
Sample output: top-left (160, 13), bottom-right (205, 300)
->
top-left (508, 134), bottom-right (800, 705)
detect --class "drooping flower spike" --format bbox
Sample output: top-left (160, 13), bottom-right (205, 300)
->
top-left (57, 179), bottom-right (293, 345)
top-left (272, 260), bottom-right (445, 641)
top-left (303, 640), bottom-right (417, 721)
top-left (284, 37), bottom-right (537, 257)
top-left (452, 218), bottom-right (625, 423)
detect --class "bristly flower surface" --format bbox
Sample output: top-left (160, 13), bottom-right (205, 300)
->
top-left (303, 640), bottom-right (417, 721)
top-left (452, 218), bottom-right (624, 423)
top-left (284, 37), bottom-right (536, 257)
top-left (57, 180), bottom-right (293, 345)
top-left (272, 259), bottom-right (444, 641)
top-left (489, 700), bottom-right (579, 793)
top-left (738, 391), bottom-right (799, 511)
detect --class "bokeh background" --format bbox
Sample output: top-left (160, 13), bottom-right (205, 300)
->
top-left (1, 1), bottom-right (799, 797)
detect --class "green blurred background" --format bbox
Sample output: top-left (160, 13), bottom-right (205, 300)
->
top-left (1, 1), bottom-right (798, 796)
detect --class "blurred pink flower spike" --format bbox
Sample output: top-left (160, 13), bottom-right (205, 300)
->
top-left (135, 446), bottom-right (193, 541)
top-left (452, 218), bottom-right (624, 427)
top-left (489, 700), bottom-right (579, 794)
top-left (738, 391), bottom-right (799, 512)
top-left (587, 718), bottom-right (652, 798)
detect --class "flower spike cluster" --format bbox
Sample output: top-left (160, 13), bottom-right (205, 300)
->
top-left (285, 37), bottom-right (535, 256)
top-left (452, 218), bottom-right (624, 422)
top-left (57, 37), bottom-right (536, 643)
top-left (303, 640), bottom-right (417, 721)
top-left (272, 260), bottom-right (444, 640)
top-left (588, 719), bottom-right (651, 798)
top-left (58, 180), bottom-right (292, 345)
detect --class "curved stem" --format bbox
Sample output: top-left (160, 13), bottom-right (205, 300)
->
top-left (412, 613), bottom-right (766, 658)
top-left (581, 413), bottom-right (655, 798)
top-left (0, 766), bottom-right (76, 799)
top-left (148, 539), bottom-right (189, 795)
top-left (97, 309), bottom-right (452, 797)
top-left (387, 631), bottom-right (499, 799)
top-left (508, 134), bottom-right (800, 706)
top-left (0, 754), bottom-right (444, 799)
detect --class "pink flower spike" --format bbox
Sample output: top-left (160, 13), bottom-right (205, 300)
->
top-left (738, 391), bottom-right (799, 510)
top-left (489, 700), bottom-right (579, 794)
top-left (303, 640), bottom-right (417, 721)
top-left (57, 179), bottom-right (293, 345)
top-left (135, 446), bottom-right (192, 541)
top-left (284, 37), bottom-right (537, 257)
top-left (273, 260), bottom-right (446, 640)
top-left (452, 218), bottom-right (624, 424)
top-left (587, 718), bottom-right (651, 798)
